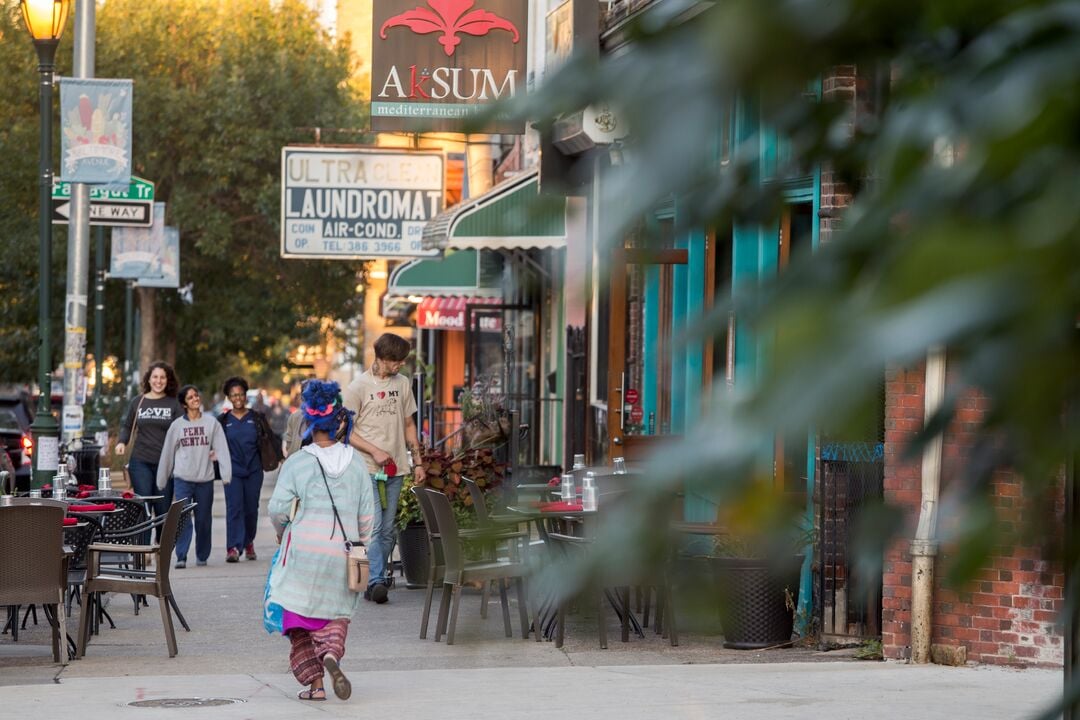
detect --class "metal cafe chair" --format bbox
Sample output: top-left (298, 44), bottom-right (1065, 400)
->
top-left (424, 488), bottom-right (531, 645)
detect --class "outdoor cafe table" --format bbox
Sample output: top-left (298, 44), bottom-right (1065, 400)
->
top-left (505, 503), bottom-right (647, 643)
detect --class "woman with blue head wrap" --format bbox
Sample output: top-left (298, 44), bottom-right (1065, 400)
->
top-left (266, 380), bottom-right (375, 702)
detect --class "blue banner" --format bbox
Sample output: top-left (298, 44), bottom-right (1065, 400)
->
top-left (59, 78), bottom-right (133, 185)
top-left (137, 225), bottom-right (180, 289)
top-left (110, 202), bottom-right (167, 280)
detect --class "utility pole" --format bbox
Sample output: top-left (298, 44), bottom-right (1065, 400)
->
top-left (62, 0), bottom-right (96, 447)
top-left (85, 225), bottom-right (109, 451)
top-left (124, 280), bottom-right (135, 395)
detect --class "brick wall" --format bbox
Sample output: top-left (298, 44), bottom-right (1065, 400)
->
top-left (881, 363), bottom-right (1065, 666)
top-left (819, 66), bottom-right (857, 246)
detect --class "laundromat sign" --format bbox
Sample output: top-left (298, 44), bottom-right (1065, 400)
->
top-left (371, 0), bottom-right (528, 133)
top-left (280, 147), bottom-right (444, 259)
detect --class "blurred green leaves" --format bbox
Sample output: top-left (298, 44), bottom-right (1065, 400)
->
top-left (519, 0), bottom-right (1080, 609)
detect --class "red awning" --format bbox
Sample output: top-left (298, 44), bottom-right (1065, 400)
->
top-left (416, 296), bottom-right (502, 332)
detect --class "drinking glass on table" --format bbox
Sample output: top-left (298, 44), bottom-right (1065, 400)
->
top-left (560, 473), bottom-right (576, 502)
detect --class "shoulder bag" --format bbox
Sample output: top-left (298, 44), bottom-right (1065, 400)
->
top-left (121, 395), bottom-right (145, 491)
top-left (255, 412), bottom-right (284, 472)
top-left (315, 459), bottom-right (369, 592)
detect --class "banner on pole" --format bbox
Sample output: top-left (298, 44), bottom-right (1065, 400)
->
top-left (59, 78), bottom-right (133, 185)
top-left (137, 226), bottom-right (180, 288)
top-left (110, 203), bottom-right (167, 280)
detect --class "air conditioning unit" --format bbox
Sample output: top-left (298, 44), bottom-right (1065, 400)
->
top-left (551, 104), bottom-right (629, 155)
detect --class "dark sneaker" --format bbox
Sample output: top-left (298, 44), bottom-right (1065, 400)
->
top-left (226, 548), bottom-right (240, 563)
top-left (245, 544), bottom-right (257, 561)
top-left (174, 559), bottom-right (186, 569)
top-left (196, 560), bottom-right (207, 567)
top-left (364, 583), bottom-right (389, 604)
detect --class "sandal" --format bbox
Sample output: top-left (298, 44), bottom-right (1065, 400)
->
top-left (297, 688), bottom-right (326, 702)
top-left (323, 655), bottom-right (352, 700)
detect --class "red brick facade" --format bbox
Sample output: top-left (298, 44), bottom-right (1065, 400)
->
top-left (881, 363), bottom-right (1065, 665)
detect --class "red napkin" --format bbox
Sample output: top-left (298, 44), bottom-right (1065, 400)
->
top-left (78, 484), bottom-right (95, 492)
top-left (42, 484), bottom-right (52, 491)
top-left (547, 477), bottom-right (560, 487)
top-left (538, 501), bottom-right (583, 512)
top-left (384, 460), bottom-right (398, 476)
top-left (62, 517), bottom-right (79, 526)
top-left (76, 490), bottom-right (92, 499)
top-left (67, 503), bottom-right (115, 512)
top-left (122, 491), bottom-right (135, 499)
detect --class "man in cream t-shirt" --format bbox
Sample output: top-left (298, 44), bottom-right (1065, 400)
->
top-left (342, 333), bottom-right (426, 604)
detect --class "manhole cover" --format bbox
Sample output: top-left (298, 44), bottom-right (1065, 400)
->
top-left (128, 698), bottom-right (246, 708)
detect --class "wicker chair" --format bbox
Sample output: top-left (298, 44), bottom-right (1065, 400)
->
top-left (82, 497), bottom-right (148, 537)
top-left (63, 516), bottom-right (103, 616)
top-left (0, 504), bottom-right (70, 663)
top-left (77, 500), bottom-right (186, 658)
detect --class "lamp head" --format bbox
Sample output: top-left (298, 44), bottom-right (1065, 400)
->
top-left (20, 0), bottom-right (70, 44)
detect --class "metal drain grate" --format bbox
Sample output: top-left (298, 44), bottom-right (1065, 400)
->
top-left (128, 698), bottom-right (246, 708)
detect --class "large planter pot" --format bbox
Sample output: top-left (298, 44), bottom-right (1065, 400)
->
top-left (397, 524), bottom-right (429, 589)
top-left (714, 555), bottom-right (803, 650)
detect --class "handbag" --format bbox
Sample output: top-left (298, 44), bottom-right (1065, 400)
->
top-left (315, 459), bottom-right (367, 592)
top-left (255, 412), bottom-right (284, 472)
top-left (121, 396), bottom-right (145, 490)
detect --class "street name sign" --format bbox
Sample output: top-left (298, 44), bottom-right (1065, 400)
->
top-left (51, 176), bottom-right (155, 227)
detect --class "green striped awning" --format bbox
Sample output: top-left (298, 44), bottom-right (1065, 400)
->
top-left (387, 249), bottom-right (500, 298)
top-left (421, 169), bottom-right (567, 251)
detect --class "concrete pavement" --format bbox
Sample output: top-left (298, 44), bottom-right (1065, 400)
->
top-left (0, 474), bottom-right (1063, 718)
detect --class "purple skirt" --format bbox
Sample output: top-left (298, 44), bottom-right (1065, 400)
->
top-left (282, 609), bottom-right (330, 635)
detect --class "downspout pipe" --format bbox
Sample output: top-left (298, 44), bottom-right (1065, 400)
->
top-left (910, 347), bottom-right (946, 663)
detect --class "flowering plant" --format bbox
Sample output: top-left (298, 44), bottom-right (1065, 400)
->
top-left (395, 446), bottom-right (508, 529)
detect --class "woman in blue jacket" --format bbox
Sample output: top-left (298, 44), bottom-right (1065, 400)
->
top-left (219, 376), bottom-right (278, 563)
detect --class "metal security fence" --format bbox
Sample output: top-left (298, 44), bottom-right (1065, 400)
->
top-left (818, 441), bottom-right (884, 641)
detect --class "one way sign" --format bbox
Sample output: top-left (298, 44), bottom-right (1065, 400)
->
top-left (51, 176), bottom-right (155, 227)
top-left (52, 199), bottom-right (153, 227)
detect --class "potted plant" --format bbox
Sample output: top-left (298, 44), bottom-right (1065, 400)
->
top-left (395, 446), bottom-right (509, 588)
top-left (681, 497), bottom-right (811, 650)
top-left (699, 515), bottom-right (812, 651)
top-left (395, 475), bottom-right (429, 589)
top-left (709, 531), bottom-right (807, 649)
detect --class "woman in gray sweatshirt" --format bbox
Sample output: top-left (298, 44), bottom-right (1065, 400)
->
top-left (157, 385), bottom-right (232, 568)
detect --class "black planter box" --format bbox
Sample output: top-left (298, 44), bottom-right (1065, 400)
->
top-left (714, 555), bottom-right (803, 650)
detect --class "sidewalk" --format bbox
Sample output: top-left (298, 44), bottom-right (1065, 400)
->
top-left (0, 475), bottom-right (1063, 718)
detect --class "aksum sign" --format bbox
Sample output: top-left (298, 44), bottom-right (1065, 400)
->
top-left (280, 147), bottom-right (444, 259)
top-left (371, 0), bottom-right (528, 133)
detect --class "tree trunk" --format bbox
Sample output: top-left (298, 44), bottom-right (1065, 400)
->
top-left (137, 286), bottom-right (156, 375)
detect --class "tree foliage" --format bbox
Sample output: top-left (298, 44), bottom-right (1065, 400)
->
top-left (518, 0), bottom-right (1080, 645)
top-left (0, 0), bottom-right (369, 390)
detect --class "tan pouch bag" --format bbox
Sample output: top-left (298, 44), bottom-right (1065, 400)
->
top-left (347, 545), bottom-right (369, 592)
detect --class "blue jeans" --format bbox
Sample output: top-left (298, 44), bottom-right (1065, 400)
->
top-left (224, 470), bottom-right (264, 551)
top-left (172, 479), bottom-right (214, 563)
top-left (368, 474), bottom-right (403, 589)
top-left (128, 458), bottom-right (172, 542)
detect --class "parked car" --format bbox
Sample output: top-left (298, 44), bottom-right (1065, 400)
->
top-left (0, 393), bottom-right (34, 491)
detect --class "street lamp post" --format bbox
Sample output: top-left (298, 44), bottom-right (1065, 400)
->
top-left (21, 0), bottom-right (71, 489)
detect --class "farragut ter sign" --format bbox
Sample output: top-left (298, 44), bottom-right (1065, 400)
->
top-left (371, 0), bottom-right (528, 133)
top-left (280, 147), bottom-right (445, 259)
